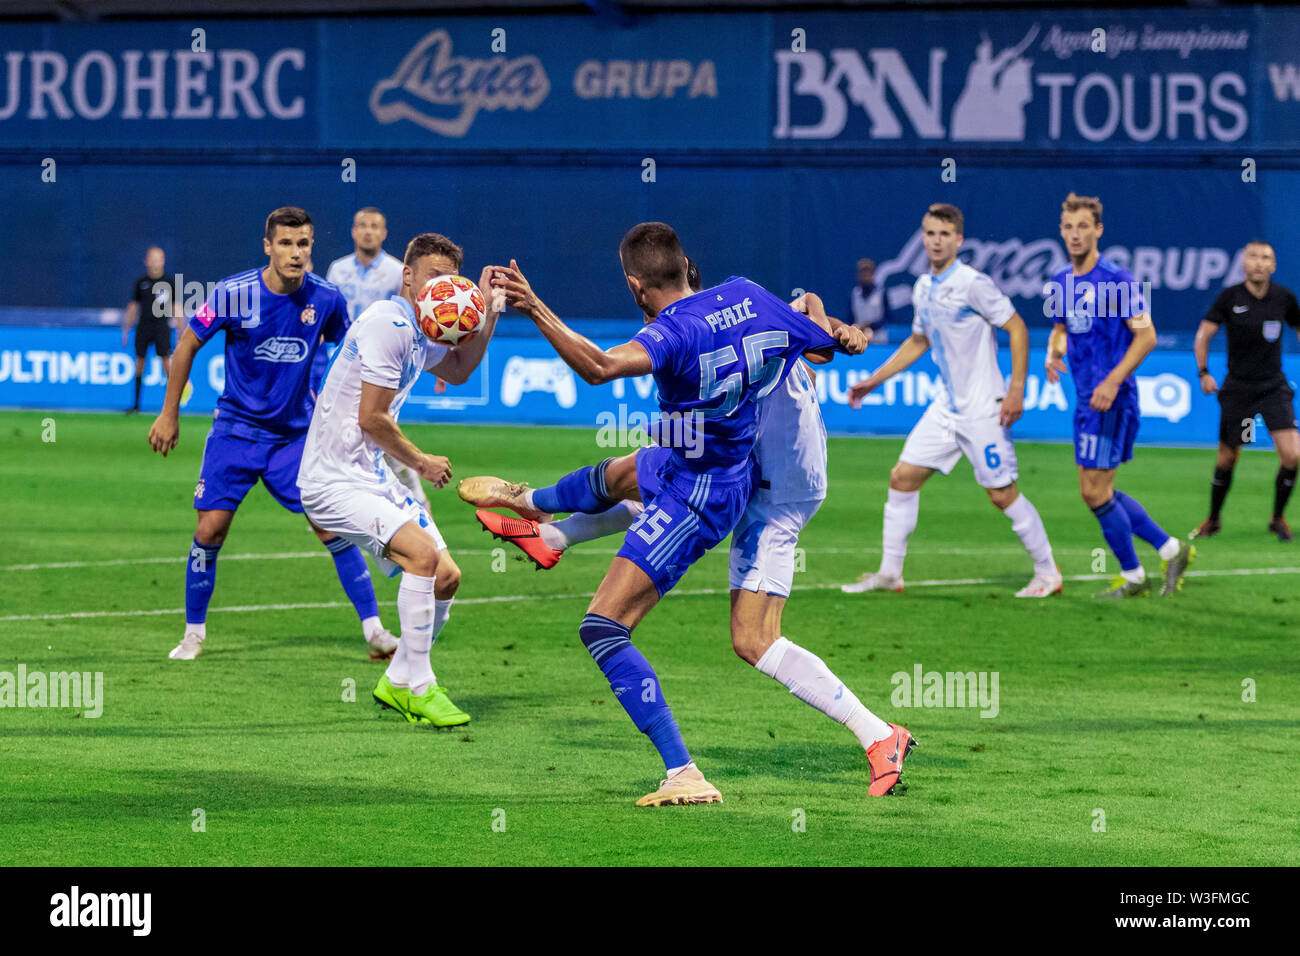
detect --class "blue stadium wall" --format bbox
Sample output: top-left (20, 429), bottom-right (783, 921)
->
top-left (1, 7), bottom-right (1298, 443)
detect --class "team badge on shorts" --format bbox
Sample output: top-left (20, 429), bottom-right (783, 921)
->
top-left (194, 479), bottom-right (206, 501)
top-left (300, 305), bottom-right (317, 326)
top-left (370, 517), bottom-right (386, 538)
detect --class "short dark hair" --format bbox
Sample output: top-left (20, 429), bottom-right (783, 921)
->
top-left (355, 206), bottom-right (385, 221)
top-left (924, 203), bottom-right (964, 234)
top-left (1244, 239), bottom-right (1273, 251)
top-left (1061, 192), bottom-right (1103, 225)
top-left (619, 222), bottom-right (688, 290)
top-left (265, 206), bottom-right (312, 240)
top-left (403, 232), bottom-right (463, 272)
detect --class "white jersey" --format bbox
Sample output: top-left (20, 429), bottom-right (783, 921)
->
top-left (753, 360), bottom-right (827, 504)
top-left (325, 251), bottom-right (404, 323)
top-left (299, 296), bottom-right (446, 492)
top-left (911, 261), bottom-right (1016, 418)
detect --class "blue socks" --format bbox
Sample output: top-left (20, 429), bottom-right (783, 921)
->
top-left (580, 613), bottom-right (690, 771)
top-left (1091, 498), bottom-right (1140, 572)
top-left (185, 538), bottom-right (221, 624)
top-left (324, 536), bottom-right (380, 622)
top-left (1113, 490), bottom-right (1170, 551)
top-left (533, 459), bottom-right (619, 516)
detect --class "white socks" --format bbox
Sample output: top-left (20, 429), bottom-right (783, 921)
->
top-left (386, 573), bottom-right (437, 696)
top-left (755, 637), bottom-right (892, 749)
top-left (184, 621), bottom-right (206, 638)
top-left (879, 488), bottom-right (919, 578)
top-left (1157, 537), bottom-right (1180, 561)
top-left (433, 598), bottom-right (453, 639)
top-left (541, 500), bottom-right (643, 550)
top-left (1002, 493), bottom-right (1056, 575)
top-left (361, 615), bottom-right (384, 639)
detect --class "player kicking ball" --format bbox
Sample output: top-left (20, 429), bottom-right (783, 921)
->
top-left (148, 207), bottom-right (400, 661)
top-left (1046, 192), bottom-right (1193, 598)
top-left (467, 242), bottom-right (912, 803)
top-left (297, 233), bottom-right (500, 726)
top-left (843, 203), bottom-right (1061, 598)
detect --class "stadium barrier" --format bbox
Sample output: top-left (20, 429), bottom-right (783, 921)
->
top-left (2, 325), bottom-right (1294, 449)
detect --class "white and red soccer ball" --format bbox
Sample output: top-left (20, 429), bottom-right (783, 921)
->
top-left (416, 274), bottom-right (486, 347)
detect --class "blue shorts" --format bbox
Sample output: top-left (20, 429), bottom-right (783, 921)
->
top-left (620, 445), bottom-right (751, 596)
top-left (194, 428), bottom-right (307, 513)
top-left (1074, 402), bottom-right (1139, 469)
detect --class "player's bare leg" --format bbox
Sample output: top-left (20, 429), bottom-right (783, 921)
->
top-left (582, 558), bottom-right (720, 807)
top-left (984, 481), bottom-right (1062, 597)
top-left (842, 461), bottom-right (934, 594)
top-left (1196, 442), bottom-right (1240, 539)
top-left (371, 521), bottom-right (468, 726)
top-left (309, 521), bottom-right (395, 659)
top-left (169, 508), bottom-right (235, 659)
top-left (732, 589), bottom-right (910, 795)
top-left (1269, 429), bottom-right (1298, 542)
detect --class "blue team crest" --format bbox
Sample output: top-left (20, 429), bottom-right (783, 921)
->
top-left (300, 305), bottom-right (318, 326)
top-left (1263, 320), bottom-right (1281, 342)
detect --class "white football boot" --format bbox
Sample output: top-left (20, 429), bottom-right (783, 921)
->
top-left (365, 627), bottom-right (399, 660)
top-left (841, 571), bottom-right (905, 594)
top-left (168, 630), bottom-right (205, 660)
top-left (1015, 566), bottom-right (1064, 598)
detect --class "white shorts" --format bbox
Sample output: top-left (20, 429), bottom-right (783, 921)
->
top-left (300, 478), bottom-right (446, 578)
top-left (899, 402), bottom-right (1018, 488)
top-left (727, 496), bottom-right (823, 598)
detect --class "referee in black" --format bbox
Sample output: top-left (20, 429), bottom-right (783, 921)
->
top-left (122, 245), bottom-right (180, 413)
top-left (1192, 240), bottom-right (1300, 542)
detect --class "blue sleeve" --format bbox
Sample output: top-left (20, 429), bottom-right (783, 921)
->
top-left (188, 284), bottom-right (230, 343)
top-left (1113, 266), bottom-right (1146, 321)
top-left (633, 315), bottom-right (687, 377)
top-left (323, 290), bottom-right (349, 343)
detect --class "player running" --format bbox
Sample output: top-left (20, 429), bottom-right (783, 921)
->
top-left (298, 233), bottom-right (499, 726)
top-left (1046, 192), bottom-right (1194, 598)
top-left (324, 207), bottom-right (432, 517)
top-left (463, 285), bottom-right (913, 798)
top-left (1191, 240), bottom-right (1300, 542)
top-left (843, 203), bottom-right (1060, 597)
top-left (148, 207), bottom-right (400, 661)
top-left (468, 224), bottom-right (909, 806)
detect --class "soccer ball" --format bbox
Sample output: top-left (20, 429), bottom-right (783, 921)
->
top-left (416, 274), bottom-right (486, 347)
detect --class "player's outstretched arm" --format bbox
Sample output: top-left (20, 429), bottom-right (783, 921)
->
top-left (428, 265), bottom-right (504, 385)
top-left (148, 328), bottom-right (202, 456)
top-left (1090, 314), bottom-right (1157, 412)
top-left (1193, 319), bottom-right (1221, 394)
top-left (847, 332), bottom-right (931, 410)
top-left (1045, 322), bottom-right (1069, 383)
top-left (493, 260), bottom-right (652, 384)
top-left (794, 291), bottom-right (869, 357)
top-left (1000, 313), bottom-right (1029, 426)
top-left (357, 381), bottom-right (451, 487)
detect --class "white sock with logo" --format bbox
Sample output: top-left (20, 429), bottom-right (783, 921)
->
top-left (541, 500), bottom-right (643, 550)
top-left (432, 598), bottom-right (453, 639)
top-left (755, 637), bottom-right (892, 748)
top-left (387, 573), bottom-right (437, 695)
top-left (879, 488), bottom-right (919, 578)
top-left (1003, 493), bottom-right (1056, 575)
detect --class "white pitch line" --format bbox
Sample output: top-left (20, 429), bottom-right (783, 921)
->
top-left (3, 567), bottom-right (1300, 623)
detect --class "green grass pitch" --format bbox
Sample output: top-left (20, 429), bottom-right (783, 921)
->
top-left (1, 411), bottom-right (1297, 866)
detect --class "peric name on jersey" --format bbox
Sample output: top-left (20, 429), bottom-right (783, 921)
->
top-left (704, 297), bottom-right (758, 333)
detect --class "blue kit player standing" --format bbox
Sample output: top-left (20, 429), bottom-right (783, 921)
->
top-left (475, 223), bottom-right (849, 806)
top-left (147, 206), bottom-right (398, 660)
top-left (1045, 193), bottom-right (1194, 598)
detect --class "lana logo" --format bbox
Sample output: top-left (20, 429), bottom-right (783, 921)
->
top-left (369, 30), bottom-right (550, 137)
top-left (253, 337), bottom-right (309, 363)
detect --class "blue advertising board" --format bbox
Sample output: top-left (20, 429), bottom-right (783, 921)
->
top-left (3, 325), bottom-right (1295, 451)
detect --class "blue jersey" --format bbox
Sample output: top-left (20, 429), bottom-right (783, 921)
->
top-left (189, 268), bottom-right (347, 441)
top-left (1049, 255), bottom-right (1145, 408)
top-left (633, 276), bottom-right (837, 476)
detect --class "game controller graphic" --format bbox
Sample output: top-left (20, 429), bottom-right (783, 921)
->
top-left (501, 356), bottom-right (578, 409)
top-left (1137, 372), bottom-right (1192, 423)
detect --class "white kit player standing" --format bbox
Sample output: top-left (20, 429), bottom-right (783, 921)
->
top-left (845, 203), bottom-right (1061, 597)
top-left (300, 232), bottom-right (500, 726)
top-left (325, 207), bottom-right (433, 515)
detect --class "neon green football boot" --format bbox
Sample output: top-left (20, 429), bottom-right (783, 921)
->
top-left (373, 674), bottom-right (419, 722)
top-left (407, 684), bottom-right (471, 727)
top-left (1095, 574), bottom-right (1151, 599)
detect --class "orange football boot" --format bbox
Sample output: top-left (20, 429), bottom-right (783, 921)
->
top-left (476, 509), bottom-right (564, 570)
top-left (865, 723), bottom-right (916, 796)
